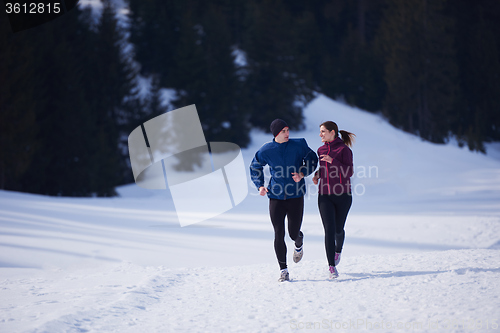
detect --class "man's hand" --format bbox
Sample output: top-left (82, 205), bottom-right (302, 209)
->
top-left (312, 174), bottom-right (319, 185)
top-left (259, 186), bottom-right (268, 196)
top-left (291, 172), bottom-right (304, 183)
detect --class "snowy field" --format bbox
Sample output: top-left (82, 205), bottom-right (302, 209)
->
top-left (1, 95), bottom-right (500, 332)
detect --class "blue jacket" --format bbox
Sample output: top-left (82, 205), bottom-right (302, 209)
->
top-left (250, 138), bottom-right (318, 200)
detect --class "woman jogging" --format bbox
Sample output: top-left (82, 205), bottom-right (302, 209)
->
top-left (313, 121), bottom-right (355, 279)
top-left (250, 119), bottom-right (318, 282)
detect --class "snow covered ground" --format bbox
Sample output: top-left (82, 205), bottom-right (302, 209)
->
top-left (1, 94), bottom-right (500, 332)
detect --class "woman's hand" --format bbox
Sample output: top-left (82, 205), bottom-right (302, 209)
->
top-left (320, 154), bottom-right (333, 163)
top-left (291, 172), bottom-right (304, 183)
top-left (312, 174), bottom-right (319, 185)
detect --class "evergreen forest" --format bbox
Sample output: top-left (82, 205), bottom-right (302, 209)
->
top-left (1, 0), bottom-right (499, 196)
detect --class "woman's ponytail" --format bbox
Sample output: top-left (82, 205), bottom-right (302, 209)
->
top-left (320, 121), bottom-right (356, 147)
top-left (339, 130), bottom-right (356, 148)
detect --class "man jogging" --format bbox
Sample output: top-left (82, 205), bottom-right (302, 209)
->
top-left (250, 119), bottom-right (318, 282)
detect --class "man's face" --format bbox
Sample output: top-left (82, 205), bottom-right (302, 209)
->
top-left (275, 127), bottom-right (290, 143)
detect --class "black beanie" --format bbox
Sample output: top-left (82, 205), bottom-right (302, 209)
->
top-left (270, 119), bottom-right (288, 137)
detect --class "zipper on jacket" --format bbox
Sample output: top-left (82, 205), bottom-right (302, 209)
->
top-left (327, 143), bottom-right (331, 194)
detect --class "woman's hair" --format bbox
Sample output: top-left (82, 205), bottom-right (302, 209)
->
top-left (320, 121), bottom-right (356, 148)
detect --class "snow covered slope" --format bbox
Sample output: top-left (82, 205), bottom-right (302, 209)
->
top-left (1, 94), bottom-right (499, 332)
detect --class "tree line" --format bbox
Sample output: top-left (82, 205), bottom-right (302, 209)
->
top-left (1, 0), bottom-right (499, 196)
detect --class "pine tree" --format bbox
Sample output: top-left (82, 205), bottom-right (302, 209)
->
top-left (0, 12), bottom-right (38, 190)
top-left (336, 25), bottom-right (385, 112)
top-left (451, 0), bottom-right (500, 151)
top-left (8, 3), bottom-right (136, 196)
top-left (376, 0), bottom-right (458, 143)
top-left (241, 0), bottom-right (313, 131)
top-left (329, 0), bottom-right (385, 112)
top-left (9, 5), bottom-right (94, 195)
top-left (129, 0), bottom-right (253, 147)
top-left (84, 0), bottom-right (137, 195)
top-left (194, 2), bottom-right (251, 146)
top-left (128, 0), bottom-right (183, 88)
top-left (313, 0), bottom-right (354, 101)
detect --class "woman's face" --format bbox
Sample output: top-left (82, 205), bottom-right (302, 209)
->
top-left (319, 125), bottom-right (335, 142)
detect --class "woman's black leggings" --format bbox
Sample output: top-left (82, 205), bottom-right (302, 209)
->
top-left (318, 193), bottom-right (352, 266)
top-left (269, 197), bottom-right (304, 270)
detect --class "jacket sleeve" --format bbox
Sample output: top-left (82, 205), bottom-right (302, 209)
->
top-left (330, 147), bottom-right (354, 178)
top-left (250, 151), bottom-right (266, 190)
top-left (298, 139), bottom-right (319, 177)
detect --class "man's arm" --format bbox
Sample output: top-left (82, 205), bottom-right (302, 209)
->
top-left (250, 151), bottom-right (266, 191)
top-left (298, 139), bottom-right (319, 177)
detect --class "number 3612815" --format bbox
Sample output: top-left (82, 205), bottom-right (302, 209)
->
top-left (6, 3), bottom-right (61, 14)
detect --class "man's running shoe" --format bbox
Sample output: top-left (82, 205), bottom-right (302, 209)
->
top-left (293, 246), bottom-right (303, 263)
top-left (278, 268), bottom-right (290, 282)
top-left (329, 266), bottom-right (339, 279)
top-left (334, 252), bottom-right (341, 266)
